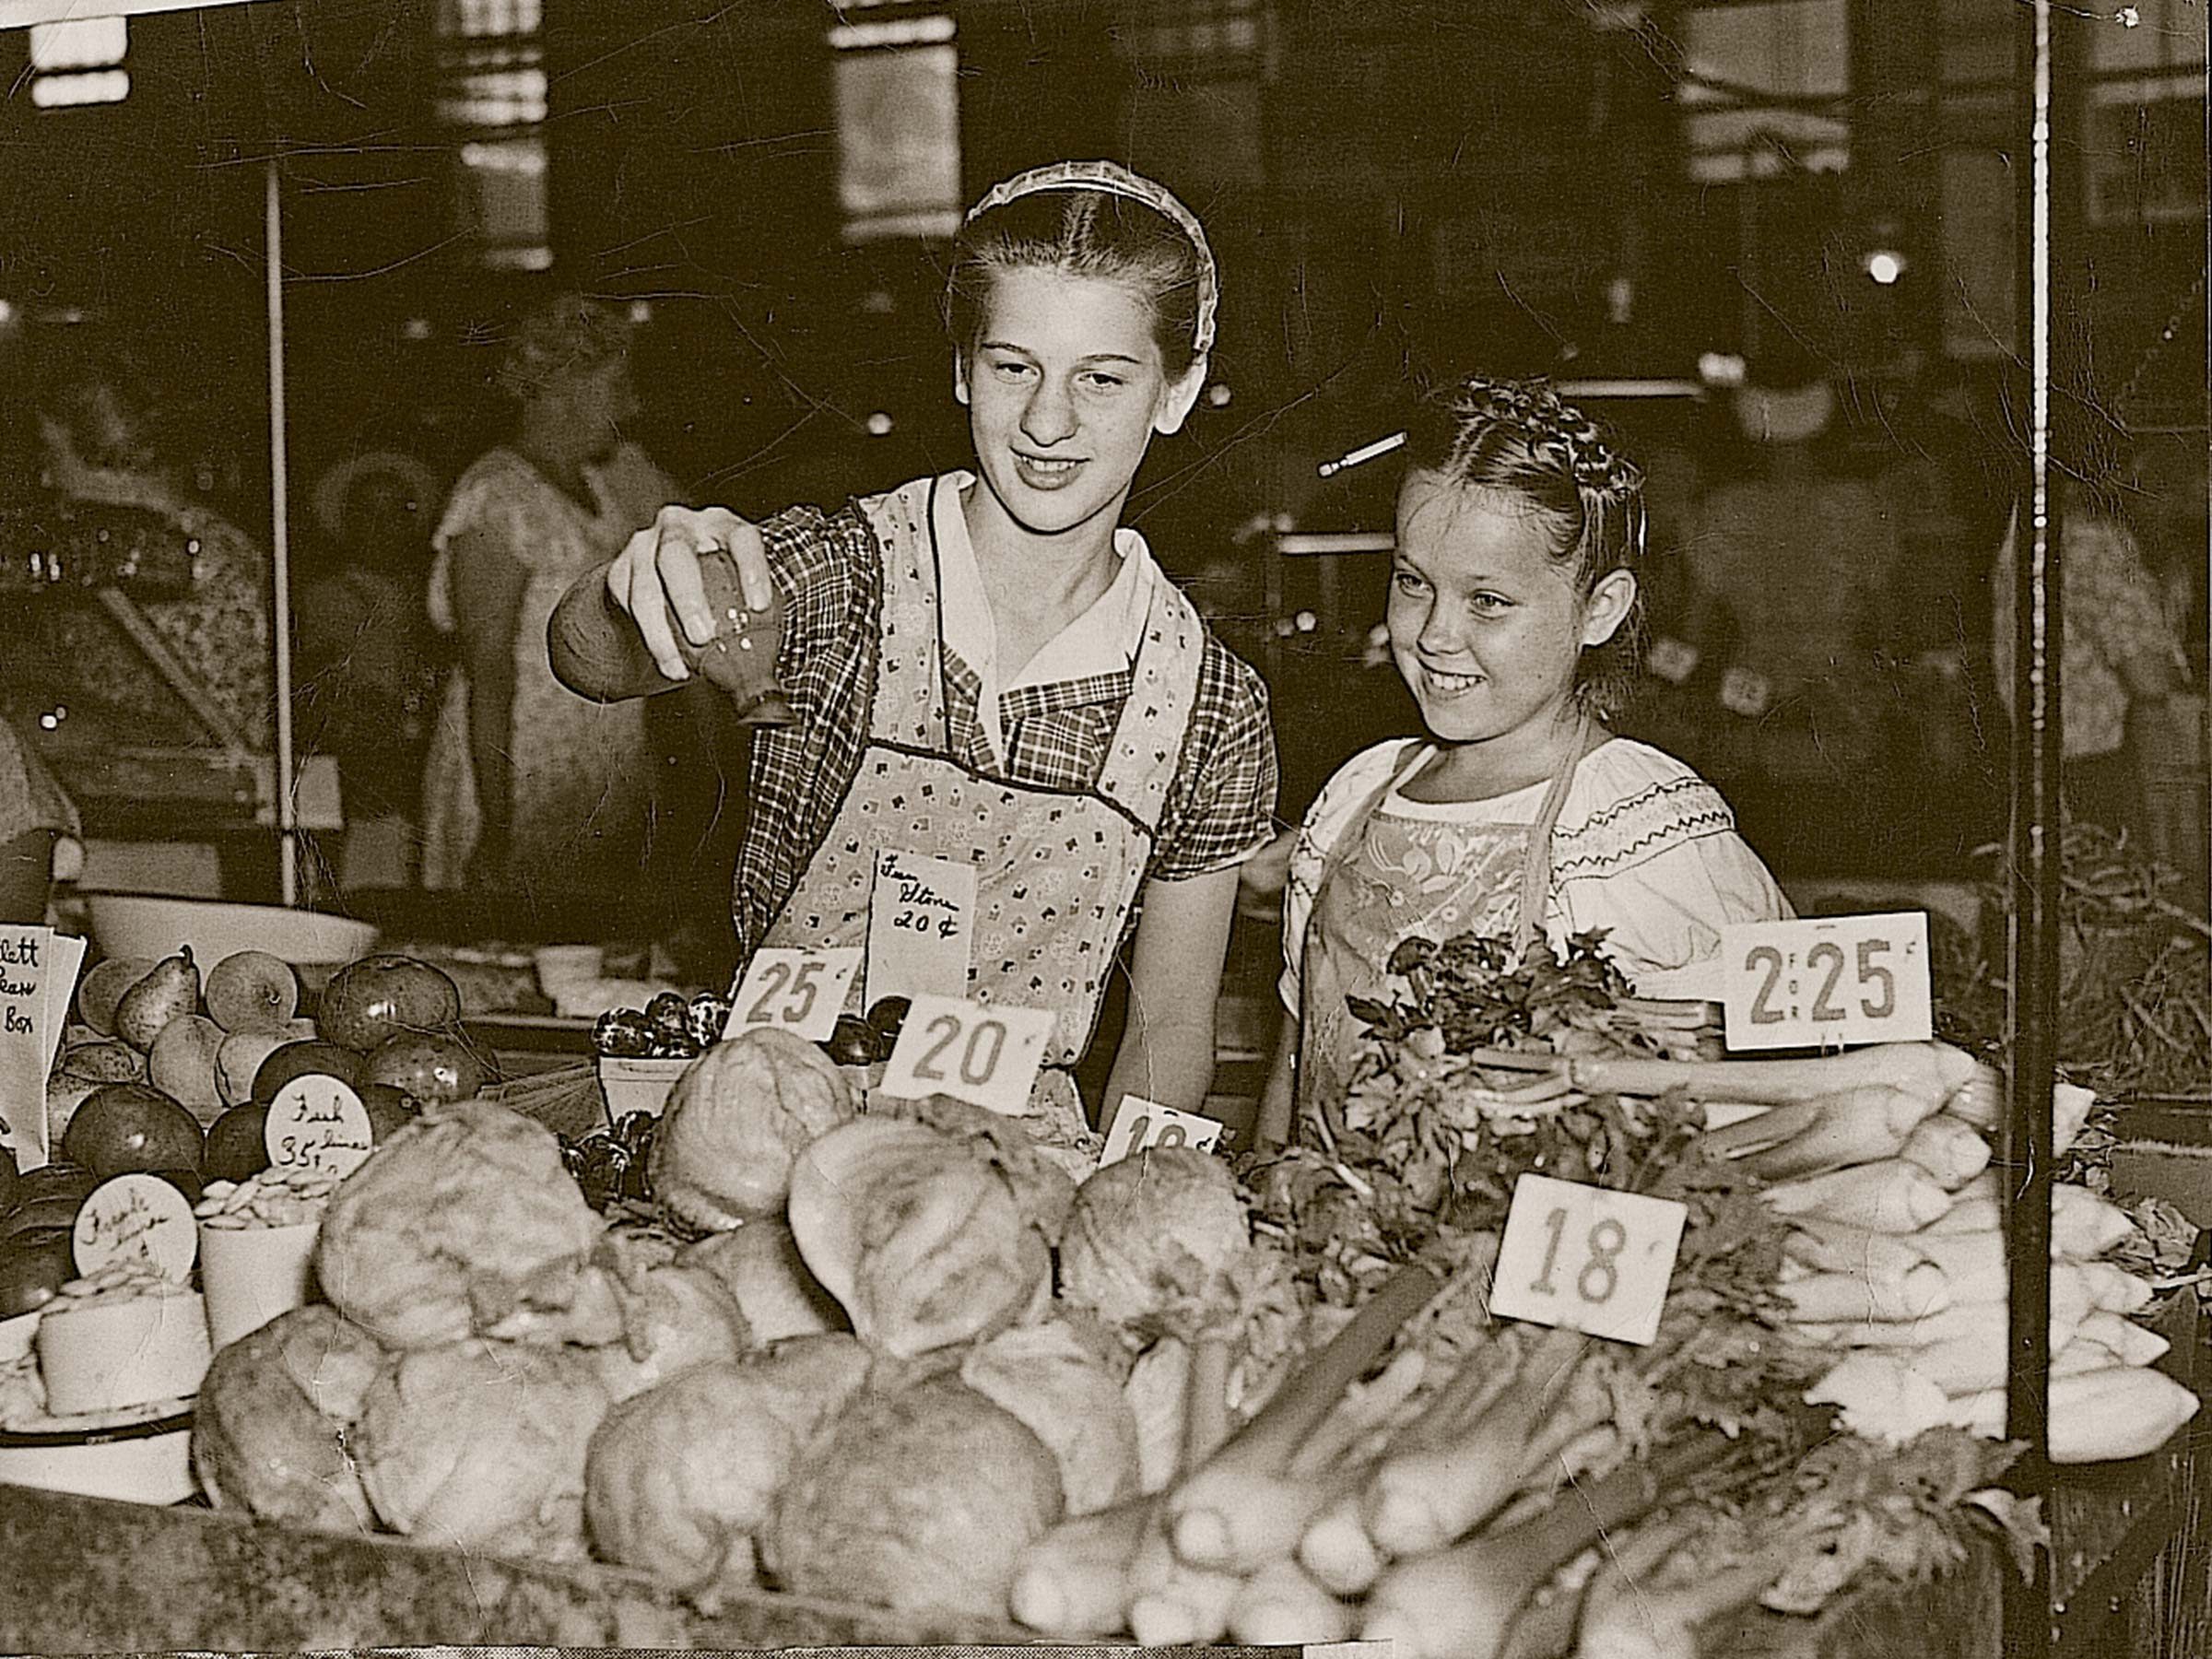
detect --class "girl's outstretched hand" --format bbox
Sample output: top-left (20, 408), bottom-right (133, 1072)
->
top-left (606, 503), bottom-right (775, 681)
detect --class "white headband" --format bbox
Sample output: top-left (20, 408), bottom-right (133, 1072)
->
top-left (964, 159), bottom-right (1218, 358)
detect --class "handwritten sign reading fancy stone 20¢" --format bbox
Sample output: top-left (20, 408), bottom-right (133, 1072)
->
top-left (264, 1076), bottom-right (375, 1180)
top-left (865, 850), bottom-right (977, 1010)
top-left (74, 1173), bottom-right (198, 1281)
top-left (877, 994), bottom-right (1055, 1115)
top-left (1488, 1173), bottom-right (1686, 1347)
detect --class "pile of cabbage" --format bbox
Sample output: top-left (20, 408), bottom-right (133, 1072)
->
top-left (190, 1028), bottom-right (1299, 1630)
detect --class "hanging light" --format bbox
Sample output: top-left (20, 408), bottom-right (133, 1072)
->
top-left (1863, 249), bottom-right (1907, 287)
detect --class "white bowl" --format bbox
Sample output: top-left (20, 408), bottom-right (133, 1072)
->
top-left (85, 894), bottom-right (378, 971)
top-left (0, 1409), bottom-right (195, 1505)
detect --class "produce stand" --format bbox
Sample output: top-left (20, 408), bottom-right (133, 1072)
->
top-left (0, 1300), bottom-right (2198, 1659)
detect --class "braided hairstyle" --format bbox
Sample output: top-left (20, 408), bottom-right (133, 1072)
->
top-left (1405, 375), bottom-right (1649, 717)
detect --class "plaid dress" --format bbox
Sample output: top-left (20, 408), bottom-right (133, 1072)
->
top-left (732, 482), bottom-right (1277, 961)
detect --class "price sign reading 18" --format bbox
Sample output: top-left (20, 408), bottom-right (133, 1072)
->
top-left (724, 947), bottom-right (863, 1043)
top-left (1099, 1096), bottom-right (1226, 1168)
top-left (1488, 1174), bottom-right (1686, 1347)
top-left (877, 994), bottom-right (1056, 1116)
top-left (1720, 911), bottom-right (1932, 1053)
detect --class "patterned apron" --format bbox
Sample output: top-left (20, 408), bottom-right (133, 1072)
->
top-left (1296, 717), bottom-right (1589, 1118)
top-left (763, 477), bottom-right (1206, 1135)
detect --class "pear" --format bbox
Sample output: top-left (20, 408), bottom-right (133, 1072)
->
top-left (148, 1012), bottom-right (228, 1124)
top-left (114, 947), bottom-right (200, 1053)
top-left (77, 956), bottom-right (156, 1036)
top-left (58, 1041), bottom-right (144, 1085)
top-left (204, 949), bottom-right (300, 1033)
top-left (216, 1027), bottom-right (294, 1109)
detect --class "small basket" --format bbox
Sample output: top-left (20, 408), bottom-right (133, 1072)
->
top-left (596, 1056), bottom-right (693, 1124)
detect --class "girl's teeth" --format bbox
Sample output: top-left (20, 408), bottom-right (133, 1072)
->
top-left (1024, 456), bottom-right (1077, 473)
top-left (1430, 670), bottom-right (1480, 690)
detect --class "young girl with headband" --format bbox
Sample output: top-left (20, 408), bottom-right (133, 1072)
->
top-left (1257, 377), bottom-right (1789, 1146)
top-left (551, 161), bottom-right (1277, 1153)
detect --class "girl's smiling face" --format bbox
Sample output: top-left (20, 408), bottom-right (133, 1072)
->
top-left (1387, 468), bottom-right (1634, 755)
top-left (958, 265), bottom-right (1204, 541)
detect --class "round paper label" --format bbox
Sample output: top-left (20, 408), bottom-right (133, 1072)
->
top-left (264, 1076), bottom-right (374, 1181)
top-left (74, 1173), bottom-right (198, 1281)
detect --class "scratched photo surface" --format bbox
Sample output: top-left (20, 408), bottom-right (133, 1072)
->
top-left (0, 0), bottom-right (2206, 1655)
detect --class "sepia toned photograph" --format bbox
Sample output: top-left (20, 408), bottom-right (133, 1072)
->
top-left (0, 2), bottom-right (2206, 1655)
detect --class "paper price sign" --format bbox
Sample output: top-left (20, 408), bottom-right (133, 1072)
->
top-left (265, 1076), bottom-right (375, 1180)
top-left (74, 1173), bottom-right (198, 1281)
top-left (0, 925), bottom-right (58, 1171)
top-left (724, 947), bottom-right (863, 1042)
top-left (865, 850), bottom-right (977, 1009)
top-left (1488, 1174), bottom-right (1686, 1347)
top-left (1720, 912), bottom-right (1932, 1052)
top-left (877, 994), bottom-right (1055, 1115)
top-left (1100, 1096), bottom-right (1226, 1168)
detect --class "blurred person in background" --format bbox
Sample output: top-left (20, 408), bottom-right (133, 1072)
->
top-left (1992, 426), bottom-right (2196, 874)
top-left (0, 716), bottom-right (80, 927)
top-left (26, 348), bottom-right (274, 759)
top-left (296, 450), bottom-right (445, 890)
top-left (1680, 347), bottom-right (1906, 873)
top-left (419, 293), bottom-right (680, 899)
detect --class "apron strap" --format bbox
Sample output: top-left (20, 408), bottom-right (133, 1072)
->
top-left (1094, 578), bottom-right (1209, 832)
top-left (1514, 711), bottom-right (1593, 954)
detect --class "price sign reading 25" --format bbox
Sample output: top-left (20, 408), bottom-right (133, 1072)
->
top-left (724, 948), bottom-right (862, 1043)
top-left (878, 994), bottom-right (1056, 1116)
top-left (1488, 1174), bottom-right (1686, 1347)
top-left (1719, 912), bottom-right (1933, 1053)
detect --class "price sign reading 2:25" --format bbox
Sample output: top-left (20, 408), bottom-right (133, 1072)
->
top-left (724, 948), bottom-right (862, 1043)
top-left (1720, 912), bottom-right (1933, 1053)
top-left (1489, 1174), bottom-right (1686, 1347)
top-left (878, 994), bottom-right (1056, 1115)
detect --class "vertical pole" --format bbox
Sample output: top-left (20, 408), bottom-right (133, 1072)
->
top-left (265, 156), bottom-right (299, 908)
top-left (2003, 2), bottom-right (2083, 1654)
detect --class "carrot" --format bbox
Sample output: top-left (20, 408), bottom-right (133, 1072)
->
top-left (1362, 1324), bottom-right (1594, 1559)
top-left (1897, 1114), bottom-right (1992, 1190)
top-left (2076, 1260), bottom-right (2153, 1313)
top-left (1361, 1433), bottom-right (1738, 1659)
top-left (2077, 1311), bottom-right (2170, 1367)
top-left (1761, 1159), bottom-right (1953, 1233)
top-left (1171, 1262), bottom-right (1441, 1572)
top-left (1947, 1366), bottom-right (2200, 1461)
top-left (1925, 1186), bottom-right (2136, 1257)
top-left (1704, 1085), bottom-right (1942, 1181)
top-left (1783, 1217), bottom-right (1933, 1283)
top-left (1778, 1262), bottom-right (1949, 1325)
top-left (1226, 1556), bottom-right (1356, 1645)
top-left (1568, 1042), bottom-right (1991, 1111)
top-left (1007, 1494), bottom-right (1157, 1638)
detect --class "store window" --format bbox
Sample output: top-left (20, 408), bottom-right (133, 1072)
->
top-left (2086, 0), bottom-right (2207, 226)
top-left (1677, 0), bottom-right (1850, 182)
top-left (830, 10), bottom-right (961, 243)
top-left (28, 16), bottom-right (129, 110)
top-left (434, 0), bottom-right (551, 270)
top-left (1112, 0), bottom-right (1267, 190)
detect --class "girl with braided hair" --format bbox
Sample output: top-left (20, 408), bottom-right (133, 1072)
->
top-left (1258, 376), bottom-right (1788, 1145)
top-left (549, 162), bottom-right (1277, 1156)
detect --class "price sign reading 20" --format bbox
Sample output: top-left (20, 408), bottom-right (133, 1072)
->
top-left (1720, 912), bottom-right (1933, 1053)
top-left (878, 994), bottom-right (1056, 1116)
